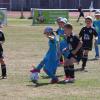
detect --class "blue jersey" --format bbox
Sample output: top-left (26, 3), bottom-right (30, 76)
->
top-left (93, 20), bottom-right (100, 34)
top-left (56, 28), bottom-right (64, 41)
top-left (93, 20), bottom-right (100, 43)
top-left (60, 39), bottom-right (70, 58)
top-left (37, 37), bottom-right (59, 75)
top-left (56, 28), bottom-right (64, 35)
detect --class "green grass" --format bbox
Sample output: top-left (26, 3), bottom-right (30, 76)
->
top-left (0, 17), bottom-right (100, 100)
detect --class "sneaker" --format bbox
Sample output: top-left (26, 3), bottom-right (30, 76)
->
top-left (80, 68), bottom-right (88, 72)
top-left (64, 78), bottom-right (70, 83)
top-left (1, 75), bottom-right (7, 79)
top-left (95, 56), bottom-right (100, 60)
top-left (60, 61), bottom-right (64, 65)
top-left (51, 78), bottom-right (59, 84)
top-left (69, 78), bottom-right (75, 83)
top-left (30, 68), bottom-right (40, 73)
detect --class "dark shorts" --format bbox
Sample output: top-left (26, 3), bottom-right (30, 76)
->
top-left (79, 13), bottom-right (84, 17)
top-left (82, 43), bottom-right (92, 50)
top-left (67, 50), bottom-right (83, 62)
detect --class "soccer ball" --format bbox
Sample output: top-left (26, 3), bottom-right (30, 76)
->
top-left (80, 22), bottom-right (83, 25)
top-left (30, 72), bottom-right (39, 82)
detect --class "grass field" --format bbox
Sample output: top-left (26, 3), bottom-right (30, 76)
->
top-left (0, 17), bottom-right (100, 100)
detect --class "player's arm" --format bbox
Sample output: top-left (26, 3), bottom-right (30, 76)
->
top-left (0, 31), bottom-right (5, 44)
top-left (73, 41), bottom-right (82, 53)
top-left (79, 28), bottom-right (83, 39)
top-left (72, 36), bottom-right (82, 55)
top-left (48, 35), bottom-right (55, 40)
top-left (93, 29), bottom-right (98, 40)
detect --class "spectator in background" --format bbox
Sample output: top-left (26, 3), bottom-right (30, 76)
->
top-left (77, 6), bottom-right (85, 22)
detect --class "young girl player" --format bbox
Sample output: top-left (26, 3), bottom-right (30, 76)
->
top-left (30, 27), bottom-right (59, 84)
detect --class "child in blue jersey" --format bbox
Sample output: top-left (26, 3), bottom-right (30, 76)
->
top-left (56, 17), bottom-right (67, 64)
top-left (93, 10), bottom-right (100, 59)
top-left (30, 27), bottom-right (59, 84)
top-left (56, 17), bottom-right (67, 41)
top-left (60, 39), bottom-right (70, 59)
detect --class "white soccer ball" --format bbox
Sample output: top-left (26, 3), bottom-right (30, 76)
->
top-left (80, 22), bottom-right (83, 25)
top-left (30, 72), bottom-right (39, 81)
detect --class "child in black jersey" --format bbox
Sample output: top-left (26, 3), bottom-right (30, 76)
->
top-left (0, 24), bottom-right (7, 79)
top-left (79, 16), bottom-right (98, 71)
top-left (64, 24), bottom-right (82, 83)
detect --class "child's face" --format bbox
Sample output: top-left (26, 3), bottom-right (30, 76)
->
top-left (85, 19), bottom-right (92, 27)
top-left (58, 22), bottom-right (65, 28)
top-left (64, 27), bottom-right (72, 37)
top-left (95, 15), bottom-right (100, 20)
top-left (44, 32), bottom-right (52, 37)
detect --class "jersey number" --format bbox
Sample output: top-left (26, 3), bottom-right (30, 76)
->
top-left (84, 34), bottom-right (90, 40)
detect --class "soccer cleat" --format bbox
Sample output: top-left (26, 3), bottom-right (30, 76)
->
top-left (69, 78), bottom-right (75, 83)
top-left (51, 78), bottom-right (59, 84)
top-left (60, 61), bottom-right (64, 65)
top-left (1, 75), bottom-right (7, 79)
top-left (64, 77), bottom-right (70, 83)
top-left (30, 68), bottom-right (40, 73)
top-left (95, 56), bottom-right (100, 60)
top-left (79, 67), bottom-right (88, 72)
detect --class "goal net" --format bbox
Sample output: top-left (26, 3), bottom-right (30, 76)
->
top-left (32, 9), bottom-right (69, 24)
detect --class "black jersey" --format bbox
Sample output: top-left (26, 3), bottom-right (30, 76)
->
top-left (67, 34), bottom-right (83, 62)
top-left (0, 30), bottom-right (5, 51)
top-left (67, 34), bottom-right (80, 51)
top-left (79, 26), bottom-right (98, 50)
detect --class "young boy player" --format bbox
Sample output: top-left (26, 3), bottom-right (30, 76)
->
top-left (0, 24), bottom-right (7, 79)
top-left (79, 16), bottom-right (98, 71)
top-left (63, 23), bottom-right (82, 83)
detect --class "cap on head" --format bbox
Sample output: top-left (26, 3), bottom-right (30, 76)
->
top-left (56, 17), bottom-right (62, 22)
top-left (59, 18), bottom-right (67, 24)
top-left (44, 27), bottom-right (53, 34)
top-left (85, 16), bottom-right (93, 21)
top-left (63, 18), bottom-right (68, 23)
top-left (95, 10), bottom-right (100, 16)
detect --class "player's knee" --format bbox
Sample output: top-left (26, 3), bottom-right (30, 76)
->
top-left (84, 51), bottom-right (89, 55)
top-left (0, 58), bottom-right (5, 65)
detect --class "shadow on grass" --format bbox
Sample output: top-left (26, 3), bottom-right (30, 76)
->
top-left (27, 80), bottom-right (74, 87)
top-left (88, 58), bottom-right (99, 61)
top-left (75, 68), bottom-right (88, 72)
top-left (41, 75), bottom-right (63, 79)
top-left (26, 82), bottom-right (51, 87)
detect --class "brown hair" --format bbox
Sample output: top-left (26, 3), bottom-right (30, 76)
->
top-left (64, 23), bottom-right (73, 30)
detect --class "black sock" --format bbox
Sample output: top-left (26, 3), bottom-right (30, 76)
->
top-left (1, 64), bottom-right (7, 77)
top-left (64, 66), bottom-right (70, 78)
top-left (69, 65), bottom-right (75, 78)
top-left (60, 56), bottom-right (63, 62)
top-left (82, 55), bottom-right (88, 70)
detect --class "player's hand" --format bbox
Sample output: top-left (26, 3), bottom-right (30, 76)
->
top-left (48, 36), bottom-right (54, 40)
top-left (71, 50), bottom-right (77, 55)
top-left (0, 41), bottom-right (3, 44)
top-left (62, 48), bottom-right (69, 52)
top-left (95, 37), bottom-right (98, 40)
